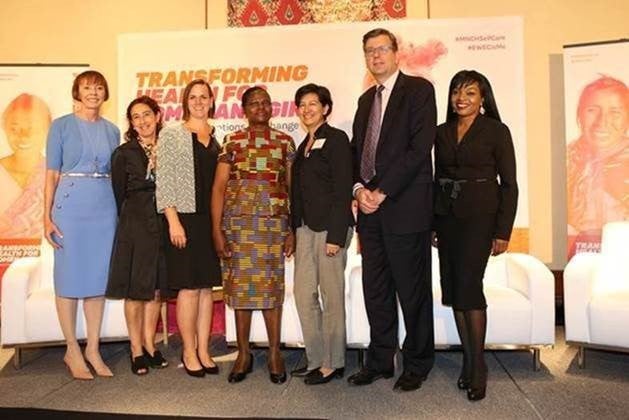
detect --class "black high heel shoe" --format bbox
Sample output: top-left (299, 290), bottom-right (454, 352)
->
top-left (130, 354), bottom-right (150, 376)
top-left (228, 354), bottom-right (253, 383)
top-left (143, 347), bottom-right (169, 369)
top-left (201, 360), bottom-right (219, 375)
top-left (467, 366), bottom-right (488, 401)
top-left (269, 369), bottom-right (287, 384)
top-left (181, 356), bottom-right (205, 378)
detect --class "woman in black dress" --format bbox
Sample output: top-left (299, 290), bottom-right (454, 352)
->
top-left (107, 96), bottom-right (172, 375)
top-left (432, 70), bottom-right (518, 401)
top-left (155, 80), bottom-right (222, 378)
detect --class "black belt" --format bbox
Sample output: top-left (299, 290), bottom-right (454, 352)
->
top-left (438, 178), bottom-right (491, 199)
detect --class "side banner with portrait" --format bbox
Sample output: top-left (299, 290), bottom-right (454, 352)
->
top-left (0, 64), bottom-right (88, 286)
top-left (563, 40), bottom-right (629, 258)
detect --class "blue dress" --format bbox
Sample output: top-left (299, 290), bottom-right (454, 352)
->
top-left (46, 114), bottom-right (119, 298)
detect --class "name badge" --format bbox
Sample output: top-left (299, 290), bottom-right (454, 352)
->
top-left (311, 138), bottom-right (326, 150)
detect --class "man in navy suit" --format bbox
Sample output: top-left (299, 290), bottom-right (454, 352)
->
top-left (348, 28), bottom-right (437, 392)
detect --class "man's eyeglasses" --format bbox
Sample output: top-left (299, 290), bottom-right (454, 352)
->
top-left (364, 45), bottom-right (394, 57)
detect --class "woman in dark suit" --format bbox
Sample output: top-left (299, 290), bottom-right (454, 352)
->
top-left (432, 70), bottom-right (518, 401)
top-left (291, 83), bottom-right (354, 385)
top-left (107, 96), bottom-right (172, 375)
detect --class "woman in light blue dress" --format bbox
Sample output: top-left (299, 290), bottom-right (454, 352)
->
top-left (44, 70), bottom-right (119, 380)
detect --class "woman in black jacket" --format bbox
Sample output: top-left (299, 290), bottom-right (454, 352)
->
top-left (106, 96), bottom-right (173, 375)
top-left (291, 83), bottom-right (354, 385)
top-left (432, 70), bottom-right (518, 401)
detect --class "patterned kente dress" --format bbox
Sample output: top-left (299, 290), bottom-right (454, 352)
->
top-left (219, 127), bottom-right (295, 309)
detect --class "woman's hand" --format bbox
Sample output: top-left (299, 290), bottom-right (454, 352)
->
top-left (491, 238), bottom-right (509, 256)
top-left (169, 220), bottom-right (186, 249)
top-left (213, 229), bottom-right (232, 259)
top-left (284, 231), bottom-right (295, 258)
top-left (430, 231), bottom-right (439, 248)
top-left (325, 243), bottom-right (340, 257)
top-left (44, 218), bottom-right (63, 249)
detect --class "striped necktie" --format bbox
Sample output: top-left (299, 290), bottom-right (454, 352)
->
top-left (360, 85), bottom-right (384, 183)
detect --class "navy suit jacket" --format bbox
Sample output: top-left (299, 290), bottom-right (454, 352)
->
top-left (351, 72), bottom-right (437, 234)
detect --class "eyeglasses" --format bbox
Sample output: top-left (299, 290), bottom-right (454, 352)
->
top-left (364, 45), bottom-right (394, 57)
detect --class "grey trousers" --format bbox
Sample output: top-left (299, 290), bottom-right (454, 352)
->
top-left (294, 225), bottom-right (353, 370)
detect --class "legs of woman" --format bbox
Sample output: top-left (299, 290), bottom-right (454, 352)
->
top-left (262, 306), bottom-right (285, 380)
top-left (465, 309), bottom-right (488, 400)
top-left (83, 296), bottom-right (113, 377)
top-left (231, 309), bottom-right (253, 373)
top-left (177, 289), bottom-right (202, 370)
top-left (196, 288), bottom-right (216, 368)
top-left (124, 299), bottom-right (144, 357)
top-left (55, 296), bottom-right (93, 380)
top-left (453, 309), bottom-right (472, 389)
top-left (142, 296), bottom-right (162, 355)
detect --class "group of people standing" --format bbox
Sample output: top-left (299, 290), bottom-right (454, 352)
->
top-left (44, 27), bottom-right (517, 402)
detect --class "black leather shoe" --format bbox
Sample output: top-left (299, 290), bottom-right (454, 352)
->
top-left (181, 356), bottom-right (205, 378)
top-left (291, 366), bottom-right (318, 377)
top-left (393, 372), bottom-right (427, 392)
top-left (227, 355), bottom-right (253, 383)
top-left (347, 368), bottom-right (394, 386)
top-left (304, 368), bottom-right (344, 385)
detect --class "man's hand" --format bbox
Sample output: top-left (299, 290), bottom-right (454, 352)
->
top-left (356, 188), bottom-right (380, 214)
top-left (491, 238), bottom-right (509, 256)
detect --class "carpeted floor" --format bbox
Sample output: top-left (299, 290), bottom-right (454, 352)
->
top-left (0, 328), bottom-right (627, 419)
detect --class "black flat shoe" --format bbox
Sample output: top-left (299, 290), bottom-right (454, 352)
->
top-left (291, 366), bottom-right (318, 377)
top-left (228, 354), bottom-right (253, 383)
top-left (304, 368), bottom-right (344, 385)
top-left (181, 356), bottom-right (205, 378)
top-left (269, 370), bottom-right (287, 384)
top-left (457, 375), bottom-right (470, 390)
top-left (143, 348), bottom-right (168, 369)
top-left (347, 368), bottom-right (394, 386)
top-left (130, 354), bottom-right (149, 376)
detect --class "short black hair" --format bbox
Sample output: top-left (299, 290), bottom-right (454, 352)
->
top-left (362, 28), bottom-right (398, 52)
top-left (294, 83), bottom-right (333, 119)
top-left (446, 70), bottom-right (501, 123)
top-left (241, 85), bottom-right (268, 109)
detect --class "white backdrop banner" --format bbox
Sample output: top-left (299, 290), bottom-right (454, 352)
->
top-left (563, 40), bottom-right (628, 258)
top-left (0, 64), bottom-right (87, 280)
top-left (118, 17), bottom-right (529, 247)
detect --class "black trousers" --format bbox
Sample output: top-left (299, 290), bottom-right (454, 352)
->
top-left (359, 216), bottom-right (434, 376)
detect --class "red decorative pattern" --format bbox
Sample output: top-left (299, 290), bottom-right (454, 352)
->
top-left (228, 0), bottom-right (407, 27)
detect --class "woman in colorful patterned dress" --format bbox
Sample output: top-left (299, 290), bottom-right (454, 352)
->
top-left (212, 86), bottom-right (295, 384)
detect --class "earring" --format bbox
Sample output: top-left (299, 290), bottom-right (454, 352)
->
top-left (480, 105), bottom-right (485, 115)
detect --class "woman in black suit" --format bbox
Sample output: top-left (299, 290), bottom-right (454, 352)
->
top-left (432, 70), bottom-right (518, 401)
top-left (107, 96), bottom-right (173, 375)
top-left (291, 83), bottom-right (354, 385)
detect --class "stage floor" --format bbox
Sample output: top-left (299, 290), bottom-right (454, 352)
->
top-left (1, 328), bottom-right (628, 419)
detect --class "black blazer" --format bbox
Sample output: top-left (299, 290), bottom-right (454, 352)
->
top-left (351, 72), bottom-right (437, 234)
top-left (434, 115), bottom-right (518, 240)
top-left (291, 123), bottom-right (354, 247)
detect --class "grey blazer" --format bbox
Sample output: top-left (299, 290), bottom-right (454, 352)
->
top-left (155, 123), bottom-right (196, 213)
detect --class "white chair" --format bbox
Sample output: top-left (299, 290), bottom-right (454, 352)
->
top-left (564, 221), bottom-right (629, 367)
top-left (347, 248), bottom-right (555, 370)
top-left (1, 241), bottom-right (129, 368)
